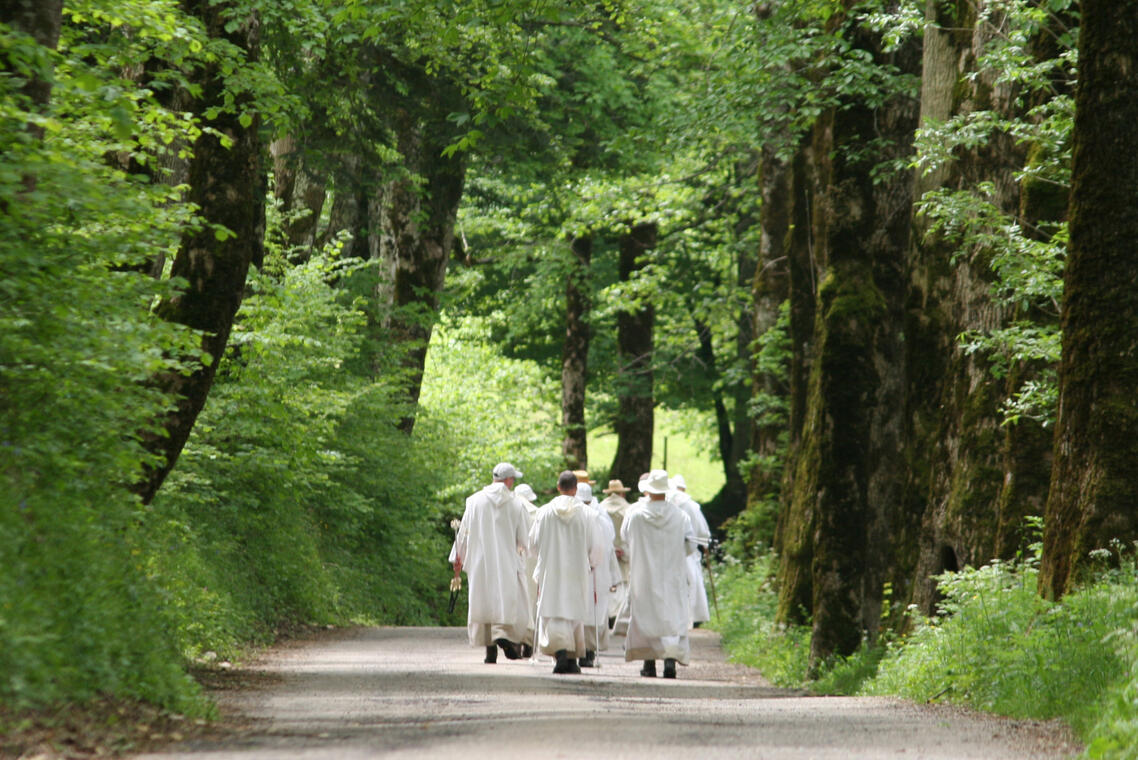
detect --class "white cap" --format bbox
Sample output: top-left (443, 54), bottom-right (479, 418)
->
top-left (493, 462), bottom-right (523, 480)
top-left (576, 483), bottom-right (594, 503)
top-left (670, 474), bottom-right (687, 490)
top-left (515, 483), bottom-right (537, 502)
top-left (640, 469), bottom-right (670, 495)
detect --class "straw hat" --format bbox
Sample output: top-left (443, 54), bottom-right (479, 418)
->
top-left (572, 469), bottom-right (595, 485)
top-left (602, 479), bottom-right (631, 494)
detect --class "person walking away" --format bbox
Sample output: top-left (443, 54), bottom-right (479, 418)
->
top-left (671, 474), bottom-right (711, 627)
top-left (529, 471), bottom-right (606, 674)
top-left (621, 469), bottom-right (696, 678)
top-left (575, 481), bottom-right (620, 667)
top-left (515, 482), bottom-right (540, 657)
top-left (600, 479), bottom-right (633, 628)
top-left (450, 462), bottom-right (532, 664)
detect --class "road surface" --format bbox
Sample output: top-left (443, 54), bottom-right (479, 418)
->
top-left (135, 627), bottom-right (1079, 760)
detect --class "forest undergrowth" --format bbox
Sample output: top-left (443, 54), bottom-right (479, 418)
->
top-left (713, 531), bottom-right (1138, 759)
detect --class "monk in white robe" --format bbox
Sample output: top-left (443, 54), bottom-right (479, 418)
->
top-left (450, 462), bottom-right (532, 664)
top-left (575, 482), bottom-right (621, 666)
top-left (671, 474), bottom-right (711, 626)
top-left (621, 469), bottom-right (696, 678)
top-left (599, 479), bottom-right (633, 626)
top-left (515, 482), bottom-right (540, 657)
top-left (529, 471), bottom-right (606, 674)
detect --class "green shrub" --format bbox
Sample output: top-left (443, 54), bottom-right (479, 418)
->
top-left (711, 556), bottom-right (811, 688)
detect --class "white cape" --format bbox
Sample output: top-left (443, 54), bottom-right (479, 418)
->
top-left (621, 495), bottom-right (696, 663)
top-left (529, 494), bottom-right (604, 654)
top-left (450, 482), bottom-right (532, 645)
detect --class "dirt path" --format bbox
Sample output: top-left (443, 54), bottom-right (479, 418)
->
top-left (135, 627), bottom-right (1079, 760)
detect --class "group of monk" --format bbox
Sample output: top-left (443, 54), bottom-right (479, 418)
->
top-left (449, 463), bottom-right (712, 678)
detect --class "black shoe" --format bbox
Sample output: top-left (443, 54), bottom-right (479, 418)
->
top-left (578, 650), bottom-right (596, 667)
top-left (640, 659), bottom-right (657, 677)
top-left (693, 621), bottom-right (702, 629)
top-left (553, 649), bottom-right (582, 674)
top-left (484, 645), bottom-right (497, 664)
top-left (495, 638), bottom-right (521, 660)
top-left (608, 616), bottom-right (616, 629)
top-left (521, 643), bottom-right (533, 658)
top-left (663, 658), bottom-right (677, 679)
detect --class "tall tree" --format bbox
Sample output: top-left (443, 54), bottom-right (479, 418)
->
top-left (609, 222), bottom-right (657, 488)
top-left (1040, 1), bottom-right (1138, 598)
top-left (562, 235), bottom-right (593, 469)
top-left (137, 0), bottom-right (265, 504)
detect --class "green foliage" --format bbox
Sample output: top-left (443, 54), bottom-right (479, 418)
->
top-left (865, 543), bottom-right (1138, 743)
top-left (913, 0), bottom-right (1075, 428)
top-left (711, 556), bottom-right (811, 688)
top-left (0, 2), bottom-right (218, 713)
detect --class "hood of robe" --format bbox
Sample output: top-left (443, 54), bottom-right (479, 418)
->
top-left (482, 481), bottom-right (515, 508)
top-left (600, 494), bottom-right (629, 513)
top-left (638, 495), bottom-right (676, 526)
top-left (549, 494), bottom-right (583, 522)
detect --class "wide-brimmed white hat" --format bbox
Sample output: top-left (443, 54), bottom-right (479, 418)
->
top-left (515, 483), bottom-right (537, 502)
top-left (670, 474), bottom-right (687, 490)
top-left (493, 462), bottom-right (523, 480)
top-left (640, 469), bottom-right (670, 495)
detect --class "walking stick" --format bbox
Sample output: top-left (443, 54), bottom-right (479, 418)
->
top-left (702, 544), bottom-right (720, 622)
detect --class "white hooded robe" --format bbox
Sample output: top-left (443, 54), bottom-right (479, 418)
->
top-left (529, 494), bottom-right (605, 657)
top-left (621, 494), bottom-right (696, 664)
top-left (450, 481), bottom-right (532, 647)
top-left (674, 490), bottom-right (711, 623)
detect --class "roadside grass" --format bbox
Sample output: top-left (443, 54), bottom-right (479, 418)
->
top-left (711, 545), bottom-right (1138, 758)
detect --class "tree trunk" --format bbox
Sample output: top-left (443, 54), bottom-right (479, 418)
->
top-left (908, 0), bottom-right (1056, 615)
top-left (375, 94), bottom-right (467, 433)
top-left (561, 235), bottom-right (592, 470)
top-left (773, 3), bottom-right (919, 667)
top-left (271, 135), bottom-right (326, 257)
top-left (136, 1), bottom-right (265, 505)
top-left (747, 145), bottom-right (792, 509)
top-left (609, 223), bottom-right (657, 489)
top-left (1, 0), bottom-right (63, 192)
top-left (1040, 1), bottom-right (1138, 598)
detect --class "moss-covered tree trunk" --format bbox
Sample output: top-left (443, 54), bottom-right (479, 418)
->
top-left (138, 0), bottom-right (265, 504)
top-left (775, 3), bottom-right (919, 666)
top-left (746, 145), bottom-right (791, 509)
top-left (375, 94), bottom-right (467, 432)
top-left (610, 222), bottom-right (657, 489)
top-left (271, 134), bottom-right (326, 257)
top-left (1, 0), bottom-right (63, 194)
top-left (562, 235), bottom-right (592, 470)
top-left (907, 0), bottom-right (1058, 614)
top-left (773, 137), bottom-right (817, 625)
top-left (1040, 2), bottom-right (1138, 598)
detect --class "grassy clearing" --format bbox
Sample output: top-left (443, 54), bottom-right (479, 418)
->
top-left (587, 407), bottom-right (724, 503)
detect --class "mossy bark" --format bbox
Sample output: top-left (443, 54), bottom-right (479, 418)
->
top-left (139, 1), bottom-right (265, 504)
top-left (375, 79), bottom-right (468, 432)
top-left (609, 223), bottom-right (657, 490)
top-left (562, 235), bottom-right (593, 470)
top-left (1040, 2), bottom-right (1138, 598)
top-left (776, 3), bottom-right (919, 666)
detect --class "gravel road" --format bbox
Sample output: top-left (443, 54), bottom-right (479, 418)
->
top-left (134, 626), bottom-right (1080, 760)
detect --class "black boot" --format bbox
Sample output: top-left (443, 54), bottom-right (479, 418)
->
top-left (553, 649), bottom-right (581, 674)
top-left (663, 658), bottom-right (677, 679)
top-left (495, 638), bottom-right (521, 660)
top-left (640, 659), bottom-right (657, 677)
top-left (521, 643), bottom-right (533, 658)
top-left (484, 645), bottom-right (497, 664)
top-left (578, 650), bottom-right (595, 668)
